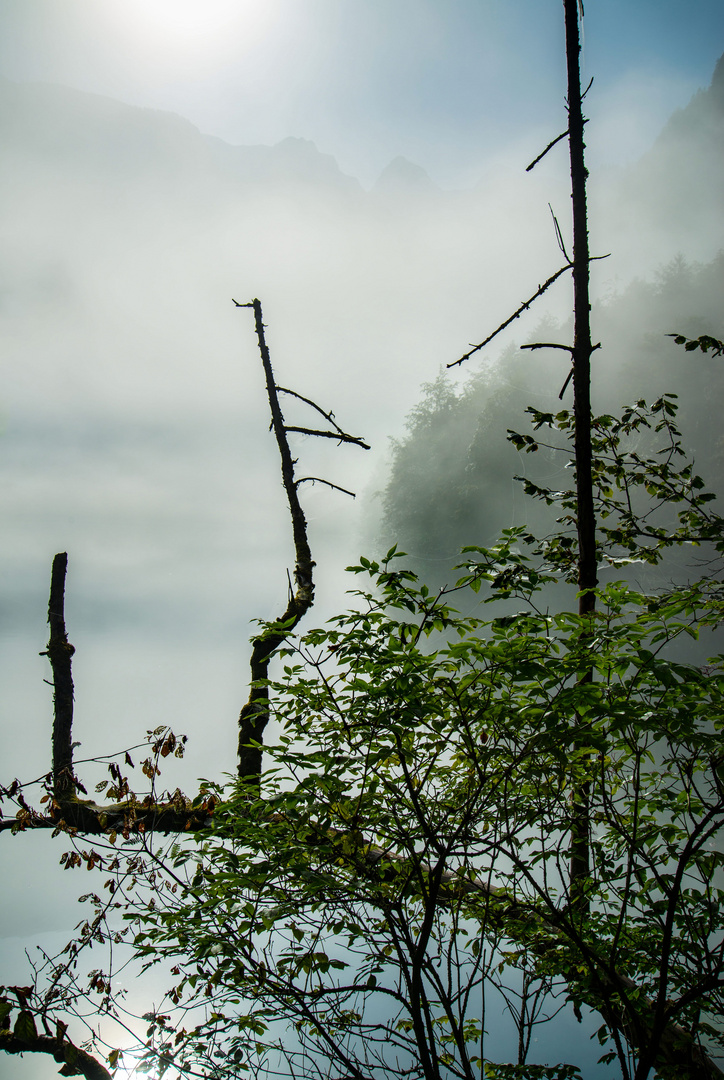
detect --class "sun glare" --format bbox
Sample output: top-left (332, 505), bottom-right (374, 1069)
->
top-left (106, 0), bottom-right (277, 57)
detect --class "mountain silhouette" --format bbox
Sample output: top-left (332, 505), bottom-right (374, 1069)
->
top-left (599, 52), bottom-right (724, 263)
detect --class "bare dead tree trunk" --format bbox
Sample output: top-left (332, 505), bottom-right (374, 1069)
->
top-left (42, 553), bottom-right (76, 802)
top-left (449, 0), bottom-right (598, 918)
top-left (234, 298), bottom-right (368, 784)
top-left (235, 300), bottom-right (315, 783)
top-left (563, 0), bottom-right (597, 918)
top-left (565, 0), bottom-right (597, 617)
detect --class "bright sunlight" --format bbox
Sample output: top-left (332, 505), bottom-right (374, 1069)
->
top-left (104, 0), bottom-right (279, 62)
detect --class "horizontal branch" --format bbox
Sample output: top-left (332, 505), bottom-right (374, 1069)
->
top-left (1, 797), bottom-right (216, 836)
top-left (0, 1028), bottom-right (111, 1080)
top-left (284, 425), bottom-right (370, 449)
top-left (520, 342), bottom-right (575, 354)
top-left (296, 477), bottom-right (357, 498)
top-left (518, 341), bottom-right (601, 399)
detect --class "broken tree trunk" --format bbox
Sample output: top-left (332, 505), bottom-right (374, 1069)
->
top-left (233, 297), bottom-right (369, 783)
top-left (43, 553), bottom-right (76, 802)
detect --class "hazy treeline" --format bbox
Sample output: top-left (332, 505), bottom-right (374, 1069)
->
top-left (379, 251), bottom-right (724, 585)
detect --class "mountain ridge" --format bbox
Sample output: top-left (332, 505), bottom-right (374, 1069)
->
top-left (0, 75), bottom-right (363, 193)
top-left (1, 55), bottom-right (722, 207)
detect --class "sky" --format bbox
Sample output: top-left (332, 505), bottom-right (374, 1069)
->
top-left (0, 3), bottom-right (722, 1078)
top-left (0, 0), bottom-right (722, 186)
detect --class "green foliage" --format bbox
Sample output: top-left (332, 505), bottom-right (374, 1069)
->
top-left (507, 391), bottom-right (724, 579)
top-left (12, 1010), bottom-right (37, 1042)
top-left (667, 333), bottom-right (724, 357)
top-left (126, 384), bottom-right (724, 1080)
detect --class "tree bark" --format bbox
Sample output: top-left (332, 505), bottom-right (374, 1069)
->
top-left (563, 0), bottom-right (596, 915)
top-left (564, 0), bottom-right (597, 618)
top-left (42, 553), bottom-right (76, 801)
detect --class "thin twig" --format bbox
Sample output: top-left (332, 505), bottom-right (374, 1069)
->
top-left (559, 369), bottom-right (574, 400)
top-left (548, 203), bottom-right (570, 261)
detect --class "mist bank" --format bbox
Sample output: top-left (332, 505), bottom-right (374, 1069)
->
top-left (1, 51), bottom-right (722, 417)
top-left (1, 55), bottom-right (722, 784)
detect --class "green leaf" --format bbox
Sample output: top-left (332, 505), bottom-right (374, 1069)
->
top-left (13, 1010), bottom-right (37, 1042)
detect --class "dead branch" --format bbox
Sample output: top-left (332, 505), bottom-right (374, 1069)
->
top-left (526, 130), bottom-right (568, 172)
top-left (278, 386), bottom-right (371, 448)
top-left (236, 299), bottom-right (314, 784)
top-left (0, 1028), bottom-right (112, 1080)
top-left (450, 251), bottom-right (609, 371)
top-left (520, 342), bottom-right (575, 354)
top-left (518, 342), bottom-right (600, 400)
top-left (548, 203), bottom-right (570, 261)
top-left (559, 368), bottom-right (574, 399)
top-left (2, 610), bottom-right (219, 836)
top-left (284, 425), bottom-right (370, 448)
top-left (296, 477), bottom-right (357, 498)
top-left (448, 263), bottom-right (573, 368)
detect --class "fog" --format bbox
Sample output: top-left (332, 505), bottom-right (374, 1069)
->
top-left (1, 3), bottom-right (723, 1076)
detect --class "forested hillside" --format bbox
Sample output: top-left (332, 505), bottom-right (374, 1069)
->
top-left (380, 253), bottom-right (724, 579)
